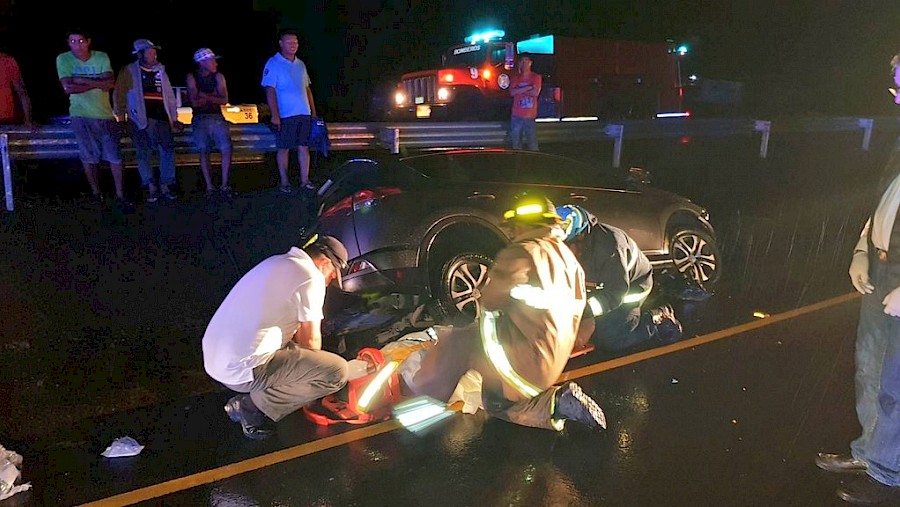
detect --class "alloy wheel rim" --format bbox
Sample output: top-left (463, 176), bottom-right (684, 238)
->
top-left (672, 233), bottom-right (717, 285)
top-left (448, 259), bottom-right (490, 317)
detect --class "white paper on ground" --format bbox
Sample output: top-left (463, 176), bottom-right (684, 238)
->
top-left (101, 436), bottom-right (145, 458)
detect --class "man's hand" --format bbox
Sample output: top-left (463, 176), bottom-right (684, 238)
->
top-left (884, 287), bottom-right (900, 317)
top-left (268, 118), bottom-right (281, 133)
top-left (849, 252), bottom-right (874, 295)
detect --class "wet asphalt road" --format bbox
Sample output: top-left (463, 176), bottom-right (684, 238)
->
top-left (1, 123), bottom-right (898, 506)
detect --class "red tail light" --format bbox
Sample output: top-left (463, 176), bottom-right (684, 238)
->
top-left (321, 187), bottom-right (403, 218)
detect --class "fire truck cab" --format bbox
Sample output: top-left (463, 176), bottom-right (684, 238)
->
top-left (391, 30), bottom-right (689, 121)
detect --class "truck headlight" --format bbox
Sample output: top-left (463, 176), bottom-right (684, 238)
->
top-left (437, 87), bottom-right (450, 101)
top-left (394, 91), bottom-right (406, 106)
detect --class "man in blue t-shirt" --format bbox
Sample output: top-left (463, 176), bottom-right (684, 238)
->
top-left (261, 29), bottom-right (318, 195)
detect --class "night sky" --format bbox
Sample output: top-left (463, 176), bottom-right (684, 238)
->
top-left (2, 0), bottom-right (899, 121)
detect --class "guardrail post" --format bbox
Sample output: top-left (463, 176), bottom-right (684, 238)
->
top-left (1, 133), bottom-right (11, 212)
top-left (754, 120), bottom-right (771, 159)
top-left (380, 127), bottom-right (400, 154)
top-left (603, 123), bottom-right (624, 169)
top-left (859, 118), bottom-right (874, 151)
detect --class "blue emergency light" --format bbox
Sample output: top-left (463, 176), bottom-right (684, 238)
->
top-left (465, 29), bottom-right (505, 45)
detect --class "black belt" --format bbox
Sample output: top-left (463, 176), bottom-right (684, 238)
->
top-left (876, 248), bottom-right (889, 261)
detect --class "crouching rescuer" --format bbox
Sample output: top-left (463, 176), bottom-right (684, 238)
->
top-left (556, 204), bottom-right (683, 356)
top-left (202, 235), bottom-right (351, 440)
top-left (407, 194), bottom-right (607, 431)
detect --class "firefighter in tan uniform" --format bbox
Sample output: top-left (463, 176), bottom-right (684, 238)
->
top-left (410, 194), bottom-right (607, 430)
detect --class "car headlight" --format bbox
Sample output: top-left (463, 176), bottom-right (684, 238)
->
top-left (394, 91), bottom-right (407, 106)
top-left (437, 87), bottom-right (450, 101)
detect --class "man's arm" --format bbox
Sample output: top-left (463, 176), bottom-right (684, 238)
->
top-left (11, 72), bottom-right (31, 126)
top-left (293, 319), bottom-right (323, 350)
top-left (306, 85), bottom-right (316, 117)
top-left (211, 73), bottom-right (229, 105)
top-left (185, 73), bottom-right (203, 107)
top-left (59, 71), bottom-right (114, 95)
top-left (265, 86), bottom-right (281, 125)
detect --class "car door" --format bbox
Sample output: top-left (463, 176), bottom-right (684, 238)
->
top-left (316, 160), bottom-right (386, 260)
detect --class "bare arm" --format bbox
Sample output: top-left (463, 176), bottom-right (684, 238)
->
top-left (211, 73), bottom-right (229, 105)
top-left (293, 319), bottom-right (323, 350)
top-left (60, 71), bottom-right (114, 94)
top-left (11, 75), bottom-right (31, 126)
top-left (306, 85), bottom-right (316, 117)
top-left (265, 86), bottom-right (281, 124)
top-left (185, 73), bottom-right (203, 107)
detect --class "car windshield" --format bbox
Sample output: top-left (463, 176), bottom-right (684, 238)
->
top-left (403, 151), bottom-right (621, 188)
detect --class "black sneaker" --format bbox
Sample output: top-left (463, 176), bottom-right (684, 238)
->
top-left (649, 305), bottom-right (683, 344)
top-left (224, 394), bottom-right (275, 440)
top-left (553, 382), bottom-right (606, 430)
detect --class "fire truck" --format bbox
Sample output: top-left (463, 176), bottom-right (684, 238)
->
top-left (391, 30), bottom-right (689, 121)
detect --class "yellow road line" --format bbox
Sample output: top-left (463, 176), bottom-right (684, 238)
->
top-left (81, 291), bottom-right (860, 507)
top-left (560, 291), bottom-right (860, 382)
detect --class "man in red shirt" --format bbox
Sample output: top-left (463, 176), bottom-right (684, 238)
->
top-left (508, 55), bottom-right (541, 151)
top-left (0, 52), bottom-right (32, 128)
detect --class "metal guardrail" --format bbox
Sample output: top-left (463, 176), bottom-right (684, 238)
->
top-left (1, 116), bottom-right (897, 211)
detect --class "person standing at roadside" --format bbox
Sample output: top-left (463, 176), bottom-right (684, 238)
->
top-left (56, 31), bottom-right (130, 207)
top-left (508, 55), bottom-right (541, 151)
top-left (0, 51), bottom-right (32, 128)
top-left (261, 29), bottom-right (318, 194)
top-left (114, 38), bottom-right (181, 203)
top-left (186, 47), bottom-right (233, 197)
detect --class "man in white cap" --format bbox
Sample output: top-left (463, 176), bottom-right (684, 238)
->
top-left (202, 235), bottom-right (351, 440)
top-left (113, 38), bottom-right (182, 203)
top-left (186, 48), bottom-right (233, 197)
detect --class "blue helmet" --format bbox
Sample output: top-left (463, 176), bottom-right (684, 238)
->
top-left (556, 204), bottom-right (594, 242)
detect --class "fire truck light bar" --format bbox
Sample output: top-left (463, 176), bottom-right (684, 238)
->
top-left (465, 29), bottom-right (505, 45)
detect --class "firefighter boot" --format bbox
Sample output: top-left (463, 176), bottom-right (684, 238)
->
top-left (553, 382), bottom-right (607, 430)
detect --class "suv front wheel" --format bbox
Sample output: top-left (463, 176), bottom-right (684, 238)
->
top-left (432, 252), bottom-right (493, 325)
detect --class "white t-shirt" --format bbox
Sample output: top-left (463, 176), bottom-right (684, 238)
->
top-left (261, 53), bottom-right (312, 117)
top-left (202, 247), bottom-right (326, 385)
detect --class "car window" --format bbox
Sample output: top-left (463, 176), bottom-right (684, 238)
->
top-left (404, 151), bottom-right (623, 189)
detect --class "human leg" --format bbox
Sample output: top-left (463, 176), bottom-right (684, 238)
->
top-left (509, 115), bottom-right (524, 149)
top-left (593, 304), bottom-right (650, 351)
top-left (850, 275), bottom-right (891, 463)
top-left (523, 118), bottom-right (538, 151)
top-left (245, 342), bottom-right (349, 422)
top-left (71, 117), bottom-right (102, 196)
top-left (150, 120), bottom-right (177, 196)
top-left (482, 381), bottom-right (606, 431)
top-left (193, 117), bottom-right (215, 193)
top-left (131, 125), bottom-right (158, 198)
top-left (858, 312), bottom-right (900, 487)
top-left (298, 146), bottom-right (311, 188)
top-left (409, 324), bottom-right (481, 402)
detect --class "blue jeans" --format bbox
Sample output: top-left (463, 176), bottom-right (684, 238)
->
top-left (593, 302), bottom-right (655, 351)
top-left (132, 118), bottom-right (176, 187)
top-left (857, 257), bottom-right (899, 484)
top-left (509, 115), bottom-right (538, 151)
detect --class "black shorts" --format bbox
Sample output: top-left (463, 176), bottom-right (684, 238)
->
top-left (275, 114), bottom-right (312, 149)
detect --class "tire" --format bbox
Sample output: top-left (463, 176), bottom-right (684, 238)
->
top-left (669, 228), bottom-right (721, 289)
top-left (432, 252), bottom-right (493, 325)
